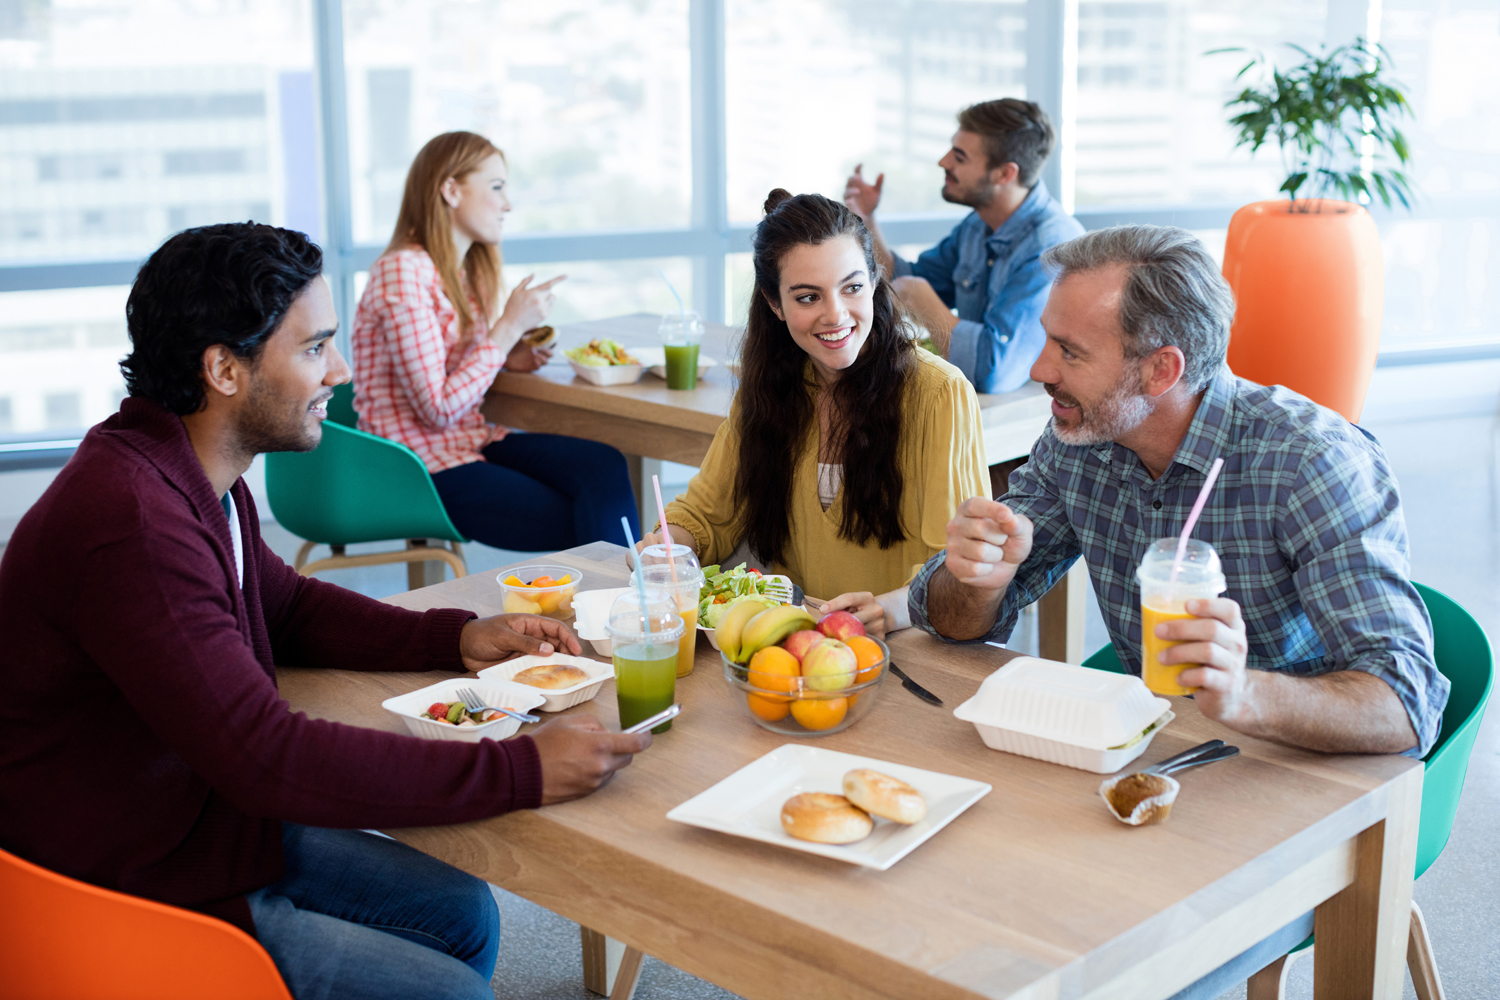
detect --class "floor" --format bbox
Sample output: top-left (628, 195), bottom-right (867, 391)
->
top-left (2, 407), bottom-right (1497, 999)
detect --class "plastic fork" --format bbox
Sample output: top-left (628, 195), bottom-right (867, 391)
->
top-left (455, 686), bottom-right (539, 724)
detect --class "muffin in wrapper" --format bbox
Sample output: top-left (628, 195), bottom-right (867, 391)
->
top-left (1099, 772), bottom-right (1181, 826)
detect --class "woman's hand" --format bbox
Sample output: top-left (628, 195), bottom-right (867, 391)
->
top-left (495, 273), bottom-right (566, 345)
top-left (504, 339), bottom-right (551, 372)
top-left (818, 592), bottom-right (886, 640)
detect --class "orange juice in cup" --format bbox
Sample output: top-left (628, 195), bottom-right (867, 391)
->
top-left (642, 564), bottom-right (704, 678)
top-left (1137, 538), bottom-right (1225, 696)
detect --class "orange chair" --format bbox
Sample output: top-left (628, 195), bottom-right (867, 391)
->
top-left (0, 846), bottom-right (292, 1000)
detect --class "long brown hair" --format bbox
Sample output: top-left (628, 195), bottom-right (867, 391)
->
top-left (734, 189), bottom-right (914, 565)
top-left (388, 131), bottom-right (504, 346)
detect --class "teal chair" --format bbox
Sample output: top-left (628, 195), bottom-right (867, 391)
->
top-left (1084, 583), bottom-right (1493, 1000)
top-left (265, 384), bottom-right (470, 585)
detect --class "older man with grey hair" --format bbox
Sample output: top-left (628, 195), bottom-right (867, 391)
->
top-left (910, 223), bottom-right (1449, 994)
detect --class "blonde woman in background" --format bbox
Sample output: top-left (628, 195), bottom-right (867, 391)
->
top-left (352, 131), bottom-right (639, 547)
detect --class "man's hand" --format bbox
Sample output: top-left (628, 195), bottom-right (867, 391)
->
top-left (1161, 598), bottom-right (1254, 726)
top-left (531, 714), bottom-right (651, 804)
top-left (892, 276), bottom-right (959, 354)
top-left (944, 498), bottom-right (1033, 589)
top-left (843, 164), bottom-right (884, 223)
top-left (459, 613), bottom-right (581, 673)
top-left (819, 592), bottom-right (886, 639)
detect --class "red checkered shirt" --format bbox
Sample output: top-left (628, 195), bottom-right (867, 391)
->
top-left (351, 248), bottom-right (508, 473)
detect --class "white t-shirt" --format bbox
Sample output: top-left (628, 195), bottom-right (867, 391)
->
top-left (222, 493), bottom-right (243, 588)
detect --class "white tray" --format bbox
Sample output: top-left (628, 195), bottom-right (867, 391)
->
top-left (666, 744), bottom-right (990, 870)
top-left (477, 654), bottom-right (614, 712)
top-left (566, 356), bottom-right (644, 385)
top-left (382, 679), bottom-right (546, 743)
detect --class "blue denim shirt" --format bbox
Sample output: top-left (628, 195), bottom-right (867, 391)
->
top-left (892, 180), bottom-right (1084, 394)
top-left (908, 369), bottom-right (1449, 757)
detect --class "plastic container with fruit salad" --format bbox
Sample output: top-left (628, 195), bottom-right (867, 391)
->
top-left (496, 564), bottom-right (582, 621)
top-left (719, 609), bottom-right (890, 737)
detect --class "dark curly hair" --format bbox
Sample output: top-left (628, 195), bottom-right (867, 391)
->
top-left (734, 189), bottom-right (914, 565)
top-left (120, 223), bottom-right (324, 415)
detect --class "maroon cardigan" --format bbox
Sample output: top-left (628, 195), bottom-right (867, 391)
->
top-left (0, 399), bottom-right (542, 933)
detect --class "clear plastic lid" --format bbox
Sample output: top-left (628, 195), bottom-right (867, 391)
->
top-left (605, 607), bottom-right (686, 644)
top-left (952, 657), bottom-right (1171, 750)
top-left (1136, 537), bottom-right (1226, 599)
top-left (639, 544), bottom-right (701, 575)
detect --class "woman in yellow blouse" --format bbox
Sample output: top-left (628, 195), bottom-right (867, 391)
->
top-left (638, 189), bottom-right (987, 637)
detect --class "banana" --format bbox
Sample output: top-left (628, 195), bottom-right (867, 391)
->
top-left (714, 595), bottom-right (778, 663)
top-left (736, 605), bottom-right (817, 663)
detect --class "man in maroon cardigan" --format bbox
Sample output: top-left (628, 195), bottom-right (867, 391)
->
top-left (0, 223), bottom-right (649, 1000)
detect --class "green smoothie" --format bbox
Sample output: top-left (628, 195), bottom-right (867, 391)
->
top-left (663, 342), bottom-right (700, 390)
top-left (613, 640), bottom-right (678, 732)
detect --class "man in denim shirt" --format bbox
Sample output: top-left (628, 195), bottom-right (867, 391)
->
top-left (910, 224), bottom-right (1447, 998)
top-left (845, 98), bottom-right (1084, 395)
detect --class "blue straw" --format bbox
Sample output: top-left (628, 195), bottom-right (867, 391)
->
top-left (658, 268), bottom-right (686, 320)
top-left (620, 517), bottom-right (651, 637)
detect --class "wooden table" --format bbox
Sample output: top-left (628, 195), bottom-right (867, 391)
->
top-left (279, 542), bottom-right (1422, 1000)
top-left (482, 314), bottom-right (1083, 660)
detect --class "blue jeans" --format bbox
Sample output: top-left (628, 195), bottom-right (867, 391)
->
top-left (246, 825), bottom-right (498, 1000)
top-left (431, 433), bottom-right (640, 550)
top-left (1168, 910), bottom-right (1314, 1000)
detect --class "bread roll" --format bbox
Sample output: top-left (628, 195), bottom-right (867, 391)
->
top-left (779, 793), bottom-right (873, 844)
top-left (512, 664), bottom-right (590, 689)
top-left (842, 769), bottom-right (926, 825)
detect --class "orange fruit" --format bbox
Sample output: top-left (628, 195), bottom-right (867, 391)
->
top-left (555, 573), bottom-right (571, 585)
top-left (747, 692), bottom-right (790, 722)
top-left (529, 575), bottom-right (555, 588)
top-left (846, 636), bottom-right (884, 684)
top-left (503, 574), bottom-right (525, 586)
top-left (748, 646), bottom-right (801, 694)
top-left (791, 696), bottom-right (848, 731)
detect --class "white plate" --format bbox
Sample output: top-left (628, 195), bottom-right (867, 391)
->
top-left (629, 346), bottom-right (718, 381)
top-left (477, 653), bottom-right (614, 712)
top-left (666, 744), bottom-right (991, 870)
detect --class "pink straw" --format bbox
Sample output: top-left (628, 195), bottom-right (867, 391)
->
top-left (651, 474), bottom-right (679, 584)
top-left (1169, 457), bottom-right (1224, 585)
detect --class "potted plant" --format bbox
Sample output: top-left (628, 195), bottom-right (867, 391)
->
top-left (1214, 39), bottom-right (1414, 423)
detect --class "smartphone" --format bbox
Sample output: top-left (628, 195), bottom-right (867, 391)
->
top-left (623, 703), bottom-right (680, 736)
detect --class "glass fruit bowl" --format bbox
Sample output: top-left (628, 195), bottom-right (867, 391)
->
top-left (496, 564), bottom-right (582, 621)
top-left (720, 636), bottom-right (889, 737)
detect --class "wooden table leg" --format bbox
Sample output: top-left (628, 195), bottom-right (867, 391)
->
top-left (624, 455), bottom-right (665, 533)
top-left (1312, 765), bottom-right (1423, 999)
top-left (1038, 559), bottom-right (1088, 662)
top-left (580, 925), bottom-right (646, 1000)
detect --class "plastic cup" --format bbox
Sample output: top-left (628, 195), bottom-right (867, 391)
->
top-left (1136, 538), bottom-right (1226, 696)
top-left (659, 311), bottom-right (703, 390)
top-left (638, 543), bottom-right (700, 576)
top-left (607, 603), bottom-right (684, 733)
top-left (641, 564), bottom-right (704, 678)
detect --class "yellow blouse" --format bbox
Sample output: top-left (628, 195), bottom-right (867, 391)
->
top-left (664, 349), bottom-right (989, 599)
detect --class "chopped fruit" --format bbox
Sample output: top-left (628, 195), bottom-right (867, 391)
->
top-left (529, 575), bottom-right (556, 588)
top-left (503, 574), bottom-right (524, 587)
top-left (555, 574), bottom-right (571, 585)
top-left (503, 592), bottom-right (543, 615)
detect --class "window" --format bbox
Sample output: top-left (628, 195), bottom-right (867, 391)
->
top-left (1073, 1), bottom-right (1327, 206)
top-left (0, 287), bottom-right (130, 438)
top-left (342, 0), bottom-right (692, 244)
top-left (725, 0), bottom-right (1027, 222)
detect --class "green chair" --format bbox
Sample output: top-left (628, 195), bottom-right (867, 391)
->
top-left (265, 383), bottom-right (469, 585)
top-left (1083, 583), bottom-right (1493, 1000)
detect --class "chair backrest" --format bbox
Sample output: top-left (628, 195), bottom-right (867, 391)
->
top-left (1078, 582), bottom-right (1495, 879)
top-left (1410, 582), bottom-right (1493, 878)
top-left (327, 381), bottom-right (359, 428)
top-left (265, 420), bottom-right (467, 546)
top-left (0, 847), bottom-right (292, 1000)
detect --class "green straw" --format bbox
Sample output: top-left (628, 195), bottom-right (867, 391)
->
top-left (620, 516), bottom-right (651, 637)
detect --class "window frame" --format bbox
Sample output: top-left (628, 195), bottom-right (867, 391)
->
top-left (2, 0), bottom-right (1496, 466)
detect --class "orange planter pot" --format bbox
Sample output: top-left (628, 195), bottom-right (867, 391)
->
top-left (1221, 199), bottom-right (1383, 423)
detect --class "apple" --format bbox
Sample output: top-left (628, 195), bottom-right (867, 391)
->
top-left (817, 610), bottom-right (865, 641)
top-left (802, 639), bottom-right (857, 692)
top-left (782, 629), bottom-right (823, 662)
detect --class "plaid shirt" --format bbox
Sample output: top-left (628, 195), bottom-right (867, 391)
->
top-left (910, 368), bottom-right (1449, 756)
top-left (351, 249), bottom-right (507, 473)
